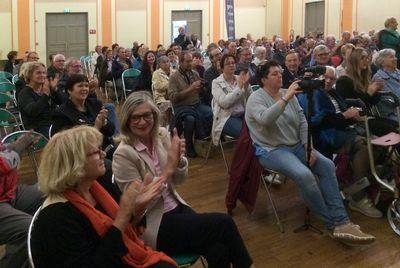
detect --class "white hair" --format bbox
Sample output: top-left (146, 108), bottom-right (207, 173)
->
top-left (373, 48), bottom-right (396, 68)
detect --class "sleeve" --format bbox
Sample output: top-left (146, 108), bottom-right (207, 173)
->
top-left (336, 76), bottom-right (355, 100)
top-left (167, 74), bottom-right (179, 103)
top-left (212, 79), bottom-right (244, 109)
top-left (35, 205), bottom-right (127, 268)
top-left (152, 72), bottom-right (169, 96)
top-left (246, 93), bottom-right (286, 127)
top-left (18, 89), bottom-right (51, 117)
top-left (51, 110), bottom-right (74, 135)
top-left (0, 150), bottom-right (20, 170)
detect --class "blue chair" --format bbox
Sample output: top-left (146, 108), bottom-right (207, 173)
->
top-left (171, 254), bottom-right (207, 267)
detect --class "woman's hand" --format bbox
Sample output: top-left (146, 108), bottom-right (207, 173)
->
top-left (237, 71), bottom-right (250, 91)
top-left (94, 108), bottom-right (108, 130)
top-left (134, 173), bottom-right (167, 219)
top-left (164, 128), bottom-right (186, 178)
top-left (367, 80), bottom-right (385, 96)
top-left (114, 180), bottom-right (141, 232)
top-left (342, 107), bottom-right (360, 119)
top-left (284, 81), bottom-right (301, 101)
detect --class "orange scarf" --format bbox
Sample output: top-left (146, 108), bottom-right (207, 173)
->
top-left (64, 181), bottom-right (177, 268)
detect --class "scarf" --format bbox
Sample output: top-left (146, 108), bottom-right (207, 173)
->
top-left (0, 144), bottom-right (19, 203)
top-left (64, 181), bottom-right (176, 268)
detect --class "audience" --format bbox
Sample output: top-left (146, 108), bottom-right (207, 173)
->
top-left (112, 92), bottom-right (254, 268)
top-left (211, 54), bottom-right (251, 144)
top-left (245, 60), bottom-right (375, 245)
top-left (379, 17), bottom-right (400, 67)
top-left (47, 54), bottom-right (65, 79)
top-left (204, 48), bottom-right (223, 106)
top-left (282, 50), bottom-right (302, 89)
top-left (137, 50), bottom-right (157, 93)
top-left (4, 50), bottom-right (18, 74)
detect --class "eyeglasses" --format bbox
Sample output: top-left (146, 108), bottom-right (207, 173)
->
top-left (317, 52), bottom-right (329, 57)
top-left (29, 57), bottom-right (39, 60)
top-left (87, 147), bottom-right (105, 158)
top-left (130, 112), bottom-right (154, 124)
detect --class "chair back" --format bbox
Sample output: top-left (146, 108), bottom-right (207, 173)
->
top-left (122, 68), bottom-right (141, 79)
top-left (12, 74), bottom-right (19, 84)
top-left (251, 85), bottom-right (260, 92)
top-left (2, 130), bottom-right (48, 152)
top-left (27, 205), bottom-right (43, 268)
top-left (0, 82), bottom-right (16, 93)
top-left (0, 71), bottom-right (13, 79)
top-left (0, 78), bottom-right (12, 84)
top-left (0, 108), bottom-right (20, 129)
top-left (0, 92), bottom-right (14, 105)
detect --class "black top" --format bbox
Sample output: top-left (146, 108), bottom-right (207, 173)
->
top-left (47, 65), bottom-right (62, 79)
top-left (282, 67), bottom-right (303, 89)
top-left (31, 202), bottom-right (129, 268)
top-left (203, 65), bottom-right (220, 106)
top-left (17, 85), bottom-right (64, 130)
top-left (4, 60), bottom-right (14, 74)
top-left (335, 75), bottom-right (381, 110)
top-left (51, 98), bottom-right (115, 147)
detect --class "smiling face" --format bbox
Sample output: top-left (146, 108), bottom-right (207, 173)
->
top-left (30, 65), bottom-right (47, 85)
top-left (285, 53), bottom-right (300, 73)
top-left (83, 144), bottom-right (106, 180)
top-left (128, 102), bottom-right (155, 141)
top-left (68, 81), bottom-right (89, 103)
top-left (146, 52), bottom-right (156, 66)
top-left (382, 52), bottom-right (398, 70)
top-left (358, 51), bottom-right (369, 70)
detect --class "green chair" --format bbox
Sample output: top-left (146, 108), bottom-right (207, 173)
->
top-left (0, 78), bottom-right (12, 84)
top-left (0, 92), bottom-right (14, 106)
top-left (0, 82), bottom-right (16, 93)
top-left (0, 108), bottom-right (21, 134)
top-left (171, 254), bottom-right (206, 268)
top-left (122, 68), bottom-right (141, 100)
top-left (2, 130), bottom-right (48, 178)
top-left (0, 71), bottom-right (13, 80)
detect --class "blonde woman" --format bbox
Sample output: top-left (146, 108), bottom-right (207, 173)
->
top-left (113, 91), bottom-right (254, 268)
top-left (31, 126), bottom-right (177, 267)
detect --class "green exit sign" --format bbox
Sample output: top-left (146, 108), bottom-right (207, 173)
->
top-left (63, 8), bottom-right (71, 13)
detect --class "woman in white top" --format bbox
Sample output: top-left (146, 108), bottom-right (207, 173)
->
top-left (211, 54), bottom-right (251, 145)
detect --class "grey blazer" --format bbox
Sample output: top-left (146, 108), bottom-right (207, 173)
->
top-left (112, 127), bottom-right (188, 249)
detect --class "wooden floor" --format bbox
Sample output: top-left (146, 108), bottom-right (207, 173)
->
top-left (178, 146), bottom-right (400, 268)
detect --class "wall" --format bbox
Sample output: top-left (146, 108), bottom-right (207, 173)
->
top-left (34, 0), bottom-right (98, 62)
top-left (115, 0), bottom-right (147, 48)
top-left (355, 0), bottom-right (400, 33)
top-left (234, 0), bottom-right (266, 39)
top-left (0, 0), bottom-right (12, 59)
top-left (266, 0), bottom-right (281, 37)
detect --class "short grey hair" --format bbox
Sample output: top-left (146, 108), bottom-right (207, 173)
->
top-left (325, 65), bottom-right (336, 76)
top-left (313, 44), bottom-right (329, 55)
top-left (53, 54), bottom-right (65, 63)
top-left (373, 48), bottom-right (396, 68)
top-left (255, 46), bottom-right (266, 56)
top-left (65, 57), bottom-right (80, 70)
top-left (157, 55), bottom-right (169, 65)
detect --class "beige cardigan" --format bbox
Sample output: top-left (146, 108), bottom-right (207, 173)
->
top-left (112, 127), bottom-right (188, 249)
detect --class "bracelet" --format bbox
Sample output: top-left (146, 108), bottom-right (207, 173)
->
top-left (280, 96), bottom-right (289, 104)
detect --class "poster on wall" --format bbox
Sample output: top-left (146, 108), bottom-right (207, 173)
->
top-left (225, 0), bottom-right (235, 41)
top-left (172, 20), bottom-right (187, 42)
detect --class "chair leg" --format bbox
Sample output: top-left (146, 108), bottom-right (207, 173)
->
top-left (199, 256), bottom-right (207, 268)
top-left (113, 79), bottom-right (119, 104)
top-left (219, 141), bottom-right (230, 173)
top-left (261, 173), bottom-right (285, 233)
top-left (204, 139), bottom-right (213, 164)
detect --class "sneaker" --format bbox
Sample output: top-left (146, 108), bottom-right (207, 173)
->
top-left (349, 197), bottom-right (383, 218)
top-left (333, 223), bottom-right (375, 245)
top-left (262, 173), bottom-right (283, 185)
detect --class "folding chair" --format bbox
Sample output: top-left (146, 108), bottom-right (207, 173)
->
top-left (122, 68), bottom-right (141, 100)
top-left (27, 205), bottom-right (42, 268)
top-left (0, 83), bottom-right (17, 105)
top-left (250, 85), bottom-right (260, 93)
top-left (0, 108), bottom-right (22, 134)
top-left (260, 169), bottom-right (286, 233)
top-left (2, 130), bottom-right (48, 178)
top-left (0, 78), bottom-right (12, 84)
top-left (12, 74), bottom-right (19, 84)
top-left (0, 71), bottom-right (13, 80)
top-left (171, 254), bottom-right (207, 268)
top-left (204, 135), bottom-right (236, 174)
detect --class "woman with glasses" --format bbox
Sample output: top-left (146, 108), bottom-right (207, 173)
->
top-left (211, 54), bottom-right (251, 145)
top-left (245, 60), bottom-right (375, 245)
top-left (31, 126), bottom-right (177, 267)
top-left (112, 91), bottom-right (254, 268)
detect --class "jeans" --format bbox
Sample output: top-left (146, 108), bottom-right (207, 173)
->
top-left (222, 116), bottom-right (243, 139)
top-left (256, 143), bottom-right (349, 230)
top-left (103, 103), bottom-right (120, 136)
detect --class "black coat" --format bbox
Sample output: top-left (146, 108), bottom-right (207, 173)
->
top-left (51, 98), bottom-right (115, 148)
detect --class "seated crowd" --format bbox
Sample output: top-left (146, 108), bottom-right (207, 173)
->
top-left (1, 16), bottom-right (400, 267)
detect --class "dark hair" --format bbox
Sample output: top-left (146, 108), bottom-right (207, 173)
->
top-left (157, 44), bottom-right (163, 49)
top-left (112, 43), bottom-right (119, 50)
top-left (166, 48), bottom-right (175, 56)
top-left (101, 46), bottom-right (109, 54)
top-left (169, 43), bottom-right (180, 49)
top-left (179, 51), bottom-right (191, 63)
top-left (297, 37), bottom-right (306, 45)
top-left (257, 60), bottom-right (281, 86)
top-left (192, 51), bottom-right (202, 59)
top-left (65, 74), bottom-right (89, 92)
top-left (48, 54), bottom-right (55, 62)
top-left (7, 50), bottom-right (18, 61)
top-left (142, 50), bottom-right (157, 71)
top-left (220, 54), bottom-right (236, 69)
top-left (239, 37), bottom-right (247, 46)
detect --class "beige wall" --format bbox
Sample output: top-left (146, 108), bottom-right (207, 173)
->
top-left (356, 0), bottom-right (400, 33)
top-left (0, 0), bottom-right (12, 60)
top-left (234, 0), bottom-right (266, 39)
top-left (266, 0), bottom-right (281, 37)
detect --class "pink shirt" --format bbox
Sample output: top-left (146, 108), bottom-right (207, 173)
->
top-left (134, 141), bottom-right (178, 213)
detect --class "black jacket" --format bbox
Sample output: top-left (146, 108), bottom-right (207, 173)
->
top-left (51, 98), bottom-right (115, 147)
top-left (17, 86), bottom-right (64, 130)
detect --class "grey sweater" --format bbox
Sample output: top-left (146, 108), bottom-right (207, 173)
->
top-left (245, 88), bottom-right (307, 151)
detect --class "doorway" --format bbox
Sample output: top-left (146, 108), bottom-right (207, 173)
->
top-left (46, 13), bottom-right (89, 65)
top-left (171, 10), bottom-right (202, 43)
top-left (304, 1), bottom-right (325, 36)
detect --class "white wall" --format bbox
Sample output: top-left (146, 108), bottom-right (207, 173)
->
top-left (0, 0), bottom-right (12, 60)
top-left (266, 0), bottom-right (281, 37)
top-left (356, 0), bottom-right (400, 33)
top-left (115, 0), bottom-right (147, 48)
top-left (234, 0), bottom-right (266, 39)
